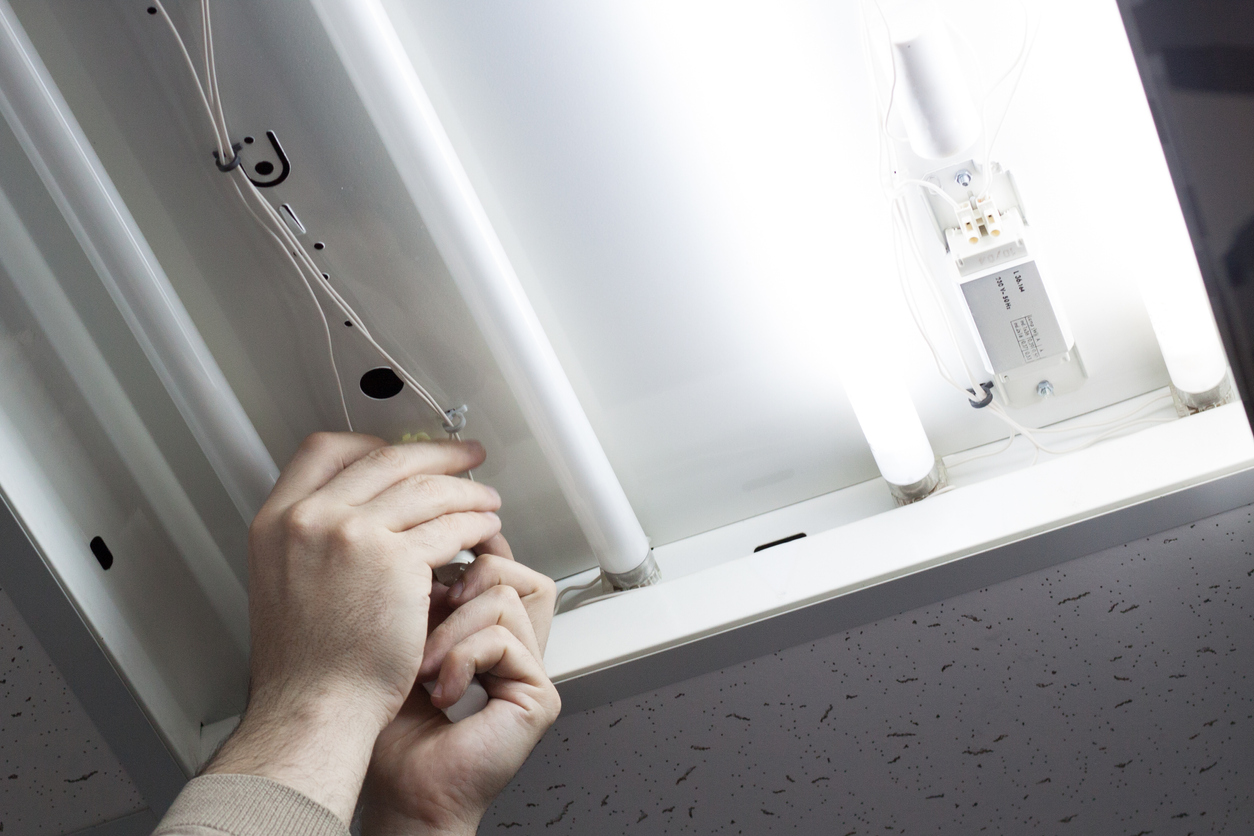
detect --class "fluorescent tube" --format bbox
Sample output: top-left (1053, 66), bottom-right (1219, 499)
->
top-left (841, 357), bottom-right (945, 503)
top-left (0, 0), bottom-right (279, 523)
top-left (1138, 265), bottom-right (1233, 413)
top-left (308, 0), bottom-right (658, 588)
top-left (884, 1), bottom-right (981, 161)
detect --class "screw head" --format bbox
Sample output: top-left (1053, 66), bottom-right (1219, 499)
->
top-left (1037, 380), bottom-right (1054, 398)
top-left (954, 169), bottom-right (973, 188)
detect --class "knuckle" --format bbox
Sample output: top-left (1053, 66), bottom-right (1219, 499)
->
top-left (283, 500), bottom-right (324, 540)
top-left (330, 515), bottom-right (374, 550)
top-left (300, 431), bottom-right (340, 456)
top-left (486, 623), bottom-right (514, 645)
top-left (537, 575), bottom-right (558, 603)
top-left (491, 583), bottom-right (523, 608)
top-left (545, 685), bottom-right (563, 721)
top-left (400, 473), bottom-right (442, 505)
top-left (366, 443), bottom-right (409, 471)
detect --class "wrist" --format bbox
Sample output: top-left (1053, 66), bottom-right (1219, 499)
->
top-left (362, 805), bottom-right (482, 836)
top-left (206, 689), bottom-right (389, 825)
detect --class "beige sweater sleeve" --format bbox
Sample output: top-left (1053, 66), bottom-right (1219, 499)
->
top-left (152, 774), bottom-right (350, 836)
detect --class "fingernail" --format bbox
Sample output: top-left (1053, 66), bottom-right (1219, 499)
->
top-left (430, 682), bottom-right (444, 701)
top-left (449, 581), bottom-right (464, 600)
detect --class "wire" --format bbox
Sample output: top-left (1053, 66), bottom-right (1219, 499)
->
top-left (153, 0), bottom-right (463, 438)
top-left (553, 573), bottom-right (606, 615)
top-left (978, 1), bottom-right (1038, 199)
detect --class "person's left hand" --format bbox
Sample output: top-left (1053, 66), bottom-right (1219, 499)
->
top-left (361, 535), bottom-right (560, 836)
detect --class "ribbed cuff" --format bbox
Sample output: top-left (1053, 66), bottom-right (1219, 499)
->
top-left (155, 774), bottom-right (349, 836)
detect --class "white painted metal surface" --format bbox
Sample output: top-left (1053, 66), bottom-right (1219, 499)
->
top-left (0, 0), bottom-right (278, 523)
top-left (547, 404), bottom-right (1254, 682)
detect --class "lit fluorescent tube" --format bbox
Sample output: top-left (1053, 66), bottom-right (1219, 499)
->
top-left (308, 0), bottom-right (658, 588)
top-left (0, 0), bottom-right (279, 523)
top-left (1138, 265), bottom-right (1233, 415)
top-left (842, 358), bottom-right (945, 504)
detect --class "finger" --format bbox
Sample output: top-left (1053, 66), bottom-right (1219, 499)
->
top-left (418, 584), bottom-right (541, 680)
top-left (317, 440), bottom-right (488, 506)
top-left (428, 625), bottom-right (551, 711)
top-left (447, 553), bottom-right (557, 651)
top-left (474, 533), bottom-right (514, 561)
top-left (364, 473), bottom-right (500, 533)
top-left (264, 432), bottom-right (387, 513)
top-left (403, 510), bottom-right (502, 569)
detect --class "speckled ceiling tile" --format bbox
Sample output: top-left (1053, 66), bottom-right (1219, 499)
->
top-left (486, 503), bottom-right (1254, 835)
top-left (0, 585), bottom-right (143, 835)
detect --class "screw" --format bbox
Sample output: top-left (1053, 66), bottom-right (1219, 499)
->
top-left (954, 169), bottom-right (973, 188)
top-left (1037, 380), bottom-right (1054, 398)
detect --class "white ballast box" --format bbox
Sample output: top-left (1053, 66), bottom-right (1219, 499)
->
top-left (960, 258), bottom-right (1068, 374)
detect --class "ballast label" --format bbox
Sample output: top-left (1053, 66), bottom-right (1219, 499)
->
top-left (960, 260), bottom-right (1066, 373)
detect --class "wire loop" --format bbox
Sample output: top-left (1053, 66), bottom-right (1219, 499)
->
top-left (442, 405), bottom-right (468, 434)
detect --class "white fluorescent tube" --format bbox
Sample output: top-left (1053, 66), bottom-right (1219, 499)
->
top-left (1138, 264), bottom-right (1233, 413)
top-left (841, 358), bottom-right (944, 503)
top-left (884, 1), bottom-right (981, 161)
top-left (0, 0), bottom-right (279, 523)
top-left (307, 0), bottom-right (658, 587)
top-left (0, 185), bottom-right (249, 652)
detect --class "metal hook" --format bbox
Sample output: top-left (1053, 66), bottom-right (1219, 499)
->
top-left (245, 130), bottom-right (290, 188)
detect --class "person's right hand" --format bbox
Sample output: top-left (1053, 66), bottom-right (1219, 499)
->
top-left (205, 433), bottom-right (503, 825)
top-left (362, 536), bottom-right (561, 836)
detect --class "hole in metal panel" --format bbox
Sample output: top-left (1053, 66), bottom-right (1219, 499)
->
top-left (360, 367), bottom-right (404, 400)
top-left (753, 532), bottom-right (806, 553)
top-left (89, 536), bottom-right (113, 570)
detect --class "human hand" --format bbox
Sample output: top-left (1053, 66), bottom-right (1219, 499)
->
top-left (362, 537), bottom-right (561, 836)
top-left (205, 433), bottom-right (503, 825)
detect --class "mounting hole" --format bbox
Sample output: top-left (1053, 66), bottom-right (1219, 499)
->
top-left (360, 367), bottom-right (404, 400)
top-left (89, 536), bottom-right (114, 570)
top-left (344, 320), bottom-right (353, 328)
top-left (313, 241), bottom-right (325, 250)
top-left (254, 160), bottom-right (275, 176)
top-left (147, 7), bottom-right (157, 14)
top-left (753, 532), bottom-right (806, 553)
top-left (243, 135), bottom-right (255, 144)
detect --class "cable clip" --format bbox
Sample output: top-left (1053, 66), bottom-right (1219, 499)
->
top-left (210, 131), bottom-right (291, 187)
top-left (442, 404), bottom-right (469, 434)
top-left (212, 142), bottom-right (244, 172)
top-left (967, 381), bottom-right (995, 409)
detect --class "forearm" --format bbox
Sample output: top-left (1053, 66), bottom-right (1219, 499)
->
top-left (204, 691), bottom-right (386, 826)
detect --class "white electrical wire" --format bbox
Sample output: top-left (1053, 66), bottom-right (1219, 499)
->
top-left (152, 0), bottom-right (462, 438)
top-left (859, 0), bottom-right (1174, 468)
top-left (553, 573), bottom-right (605, 615)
